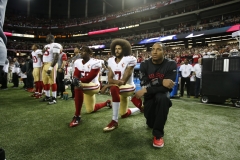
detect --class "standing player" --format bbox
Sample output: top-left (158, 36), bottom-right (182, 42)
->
top-left (135, 42), bottom-right (177, 148)
top-left (69, 46), bottom-right (111, 127)
top-left (101, 39), bottom-right (142, 132)
top-left (41, 34), bottom-right (62, 104)
top-left (31, 44), bottom-right (43, 99)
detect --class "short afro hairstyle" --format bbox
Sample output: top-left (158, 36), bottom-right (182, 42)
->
top-left (110, 38), bottom-right (132, 56)
top-left (81, 46), bottom-right (93, 55)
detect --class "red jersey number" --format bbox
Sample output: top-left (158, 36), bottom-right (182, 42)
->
top-left (80, 71), bottom-right (90, 78)
top-left (114, 71), bottom-right (121, 80)
top-left (44, 47), bottom-right (50, 56)
top-left (33, 56), bottom-right (38, 63)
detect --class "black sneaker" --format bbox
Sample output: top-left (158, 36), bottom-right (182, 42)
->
top-left (41, 96), bottom-right (51, 102)
top-left (48, 97), bottom-right (57, 105)
top-left (69, 116), bottom-right (81, 127)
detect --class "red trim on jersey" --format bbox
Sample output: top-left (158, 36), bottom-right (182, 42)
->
top-left (80, 68), bottom-right (100, 83)
top-left (82, 85), bottom-right (99, 90)
top-left (61, 53), bottom-right (67, 61)
top-left (74, 67), bottom-right (81, 78)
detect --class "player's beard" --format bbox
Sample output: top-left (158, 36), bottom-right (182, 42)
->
top-left (115, 52), bottom-right (123, 59)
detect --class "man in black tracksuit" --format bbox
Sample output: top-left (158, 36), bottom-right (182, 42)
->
top-left (56, 51), bottom-right (67, 99)
top-left (25, 55), bottom-right (34, 91)
top-left (135, 42), bottom-right (177, 148)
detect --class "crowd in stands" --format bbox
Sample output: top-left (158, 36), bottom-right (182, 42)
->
top-left (5, 0), bottom-right (171, 29)
top-left (5, 11), bottom-right (240, 52)
top-left (4, 0), bottom-right (239, 69)
top-left (4, 0), bottom-right (232, 32)
top-left (3, 0), bottom-right (238, 55)
top-left (6, 42), bottom-right (239, 68)
top-left (133, 43), bottom-right (239, 64)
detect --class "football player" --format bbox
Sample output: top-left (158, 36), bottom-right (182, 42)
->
top-left (101, 38), bottom-right (142, 132)
top-left (31, 44), bottom-right (43, 99)
top-left (41, 34), bottom-right (62, 104)
top-left (69, 46), bottom-right (111, 127)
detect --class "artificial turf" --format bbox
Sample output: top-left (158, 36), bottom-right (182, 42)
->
top-left (0, 86), bottom-right (240, 160)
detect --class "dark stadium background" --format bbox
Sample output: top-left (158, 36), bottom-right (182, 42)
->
top-left (6, 0), bottom-right (159, 18)
top-left (3, 0), bottom-right (240, 57)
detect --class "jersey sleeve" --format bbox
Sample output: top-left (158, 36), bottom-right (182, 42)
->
top-left (73, 60), bottom-right (81, 78)
top-left (36, 49), bottom-right (42, 55)
top-left (73, 59), bottom-right (80, 68)
top-left (107, 58), bottom-right (112, 68)
top-left (52, 43), bottom-right (62, 53)
top-left (127, 56), bottom-right (137, 67)
top-left (91, 60), bottom-right (101, 69)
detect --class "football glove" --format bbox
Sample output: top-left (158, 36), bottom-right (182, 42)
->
top-left (72, 77), bottom-right (80, 87)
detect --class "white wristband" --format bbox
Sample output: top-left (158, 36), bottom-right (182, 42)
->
top-left (48, 67), bottom-right (53, 71)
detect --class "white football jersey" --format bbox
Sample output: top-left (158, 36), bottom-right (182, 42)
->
top-left (108, 56), bottom-right (137, 86)
top-left (74, 58), bottom-right (101, 85)
top-left (99, 59), bottom-right (104, 66)
top-left (32, 49), bottom-right (42, 68)
top-left (43, 43), bottom-right (62, 63)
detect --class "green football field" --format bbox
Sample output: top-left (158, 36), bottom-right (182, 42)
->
top-left (0, 86), bottom-right (240, 160)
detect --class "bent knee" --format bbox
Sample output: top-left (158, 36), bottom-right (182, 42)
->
top-left (85, 108), bottom-right (94, 113)
top-left (155, 93), bottom-right (169, 100)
